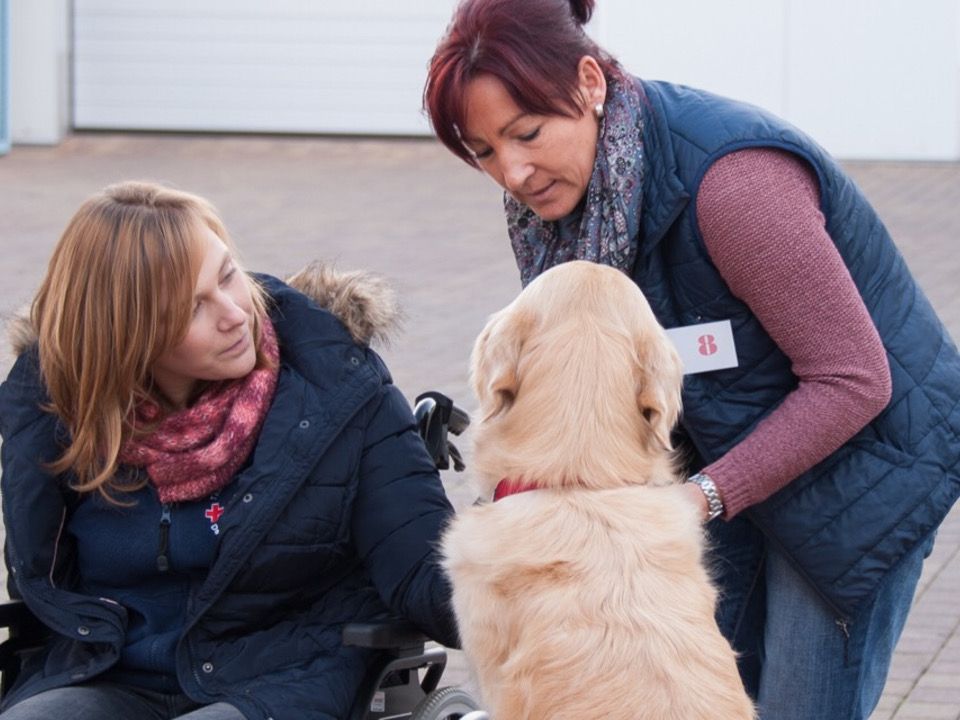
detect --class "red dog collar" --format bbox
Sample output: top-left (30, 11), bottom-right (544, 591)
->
top-left (493, 478), bottom-right (539, 501)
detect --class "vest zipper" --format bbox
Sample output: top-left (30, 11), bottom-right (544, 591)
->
top-left (157, 503), bottom-right (172, 573)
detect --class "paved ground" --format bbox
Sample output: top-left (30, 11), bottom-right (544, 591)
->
top-left (0, 134), bottom-right (958, 718)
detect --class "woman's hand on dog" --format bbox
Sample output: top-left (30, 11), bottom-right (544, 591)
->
top-left (681, 481), bottom-right (712, 523)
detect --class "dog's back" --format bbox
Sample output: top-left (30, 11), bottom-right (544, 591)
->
top-left (444, 485), bottom-right (755, 720)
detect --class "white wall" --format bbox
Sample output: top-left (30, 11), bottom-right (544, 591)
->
top-left (8, 1), bottom-right (960, 159)
top-left (9, 0), bottom-right (70, 144)
top-left (1, 0), bottom-right (10, 154)
top-left (591, 0), bottom-right (960, 160)
top-left (72, 0), bottom-right (459, 135)
top-left (787, 0), bottom-right (959, 160)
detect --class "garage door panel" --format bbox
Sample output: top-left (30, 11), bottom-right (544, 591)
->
top-left (73, 0), bottom-right (457, 134)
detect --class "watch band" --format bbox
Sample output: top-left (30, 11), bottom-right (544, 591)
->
top-left (687, 472), bottom-right (724, 521)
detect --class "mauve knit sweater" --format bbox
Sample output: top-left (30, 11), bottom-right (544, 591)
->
top-left (695, 148), bottom-right (892, 518)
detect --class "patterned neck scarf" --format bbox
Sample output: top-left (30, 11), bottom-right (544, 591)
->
top-left (120, 319), bottom-right (280, 503)
top-left (506, 75), bottom-right (646, 287)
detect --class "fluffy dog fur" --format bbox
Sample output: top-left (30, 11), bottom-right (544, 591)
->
top-left (443, 261), bottom-right (755, 720)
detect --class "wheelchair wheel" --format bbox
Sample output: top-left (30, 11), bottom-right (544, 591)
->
top-left (409, 685), bottom-right (484, 719)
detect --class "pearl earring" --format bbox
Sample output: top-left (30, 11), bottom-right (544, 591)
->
top-left (593, 103), bottom-right (604, 119)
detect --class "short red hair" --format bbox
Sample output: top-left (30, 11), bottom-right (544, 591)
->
top-left (424, 0), bottom-right (622, 168)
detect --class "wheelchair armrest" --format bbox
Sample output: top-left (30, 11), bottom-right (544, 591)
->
top-left (0, 599), bottom-right (49, 697)
top-left (0, 600), bottom-right (45, 640)
top-left (0, 601), bottom-right (32, 630)
top-left (342, 620), bottom-right (428, 650)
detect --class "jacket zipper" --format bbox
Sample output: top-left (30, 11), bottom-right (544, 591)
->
top-left (47, 507), bottom-right (68, 587)
top-left (157, 503), bottom-right (172, 573)
top-left (836, 617), bottom-right (852, 664)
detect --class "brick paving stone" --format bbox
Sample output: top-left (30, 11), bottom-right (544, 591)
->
top-left (909, 686), bottom-right (960, 704)
top-left (876, 701), bottom-right (903, 719)
top-left (0, 135), bottom-right (958, 718)
top-left (893, 703), bottom-right (960, 720)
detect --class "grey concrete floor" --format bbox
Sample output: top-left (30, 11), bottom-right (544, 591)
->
top-left (1, 133), bottom-right (958, 719)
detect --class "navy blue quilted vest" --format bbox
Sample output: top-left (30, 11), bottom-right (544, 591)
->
top-left (632, 79), bottom-right (960, 620)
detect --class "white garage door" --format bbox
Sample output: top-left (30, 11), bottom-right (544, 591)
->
top-left (73, 0), bottom-right (458, 135)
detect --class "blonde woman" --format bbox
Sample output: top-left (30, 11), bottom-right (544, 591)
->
top-left (0, 181), bottom-right (457, 720)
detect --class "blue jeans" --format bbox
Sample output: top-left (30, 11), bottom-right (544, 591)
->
top-left (0, 683), bottom-right (245, 720)
top-left (709, 516), bottom-right (932, 720)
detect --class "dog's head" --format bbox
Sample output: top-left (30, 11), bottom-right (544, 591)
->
top-left (469, 261), bottom-right (683, 495)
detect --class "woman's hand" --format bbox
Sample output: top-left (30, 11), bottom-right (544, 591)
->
top-left (680, 481), bottom-right (711, 523)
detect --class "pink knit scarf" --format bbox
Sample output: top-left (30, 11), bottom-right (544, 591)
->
top-left (120, 319), bottom-right (280, 503)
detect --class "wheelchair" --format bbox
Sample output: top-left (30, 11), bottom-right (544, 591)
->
top-left (0, 392), bottom-right (488, 720)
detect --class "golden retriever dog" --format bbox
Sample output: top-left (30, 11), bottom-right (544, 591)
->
top-left (442, 261), bottom-right (755, 720)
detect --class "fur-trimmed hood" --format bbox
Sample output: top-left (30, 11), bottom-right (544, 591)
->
top-left (6, 262), bottom-right (400, 357)
top-left (7, 310), bottom-right (34, 360)
top-left (283, 261), bottom-right (400, 347)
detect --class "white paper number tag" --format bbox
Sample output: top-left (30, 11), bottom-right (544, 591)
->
top-left (665, 320), bottom-right (739, 375)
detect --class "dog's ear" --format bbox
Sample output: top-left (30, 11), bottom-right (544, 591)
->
top-left (471, 308), bottom-right (534, 421)
top-left (635, 333), bottom-right (684, 450)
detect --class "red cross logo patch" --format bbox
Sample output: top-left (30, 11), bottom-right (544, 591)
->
top-left (205, 503), bottom-right (224, 523)
top-left (205, 502), bottom-right (224, 535)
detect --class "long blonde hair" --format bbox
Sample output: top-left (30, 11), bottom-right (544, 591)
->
top-left (33, 181), bottom-right (269, 499)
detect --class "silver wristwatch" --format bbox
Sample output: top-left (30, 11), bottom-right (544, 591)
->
top-left (687, 472), bottom-right (724, 521)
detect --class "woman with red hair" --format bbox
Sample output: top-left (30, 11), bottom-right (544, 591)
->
top-left (425, 1), bottom-right (960, 718)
